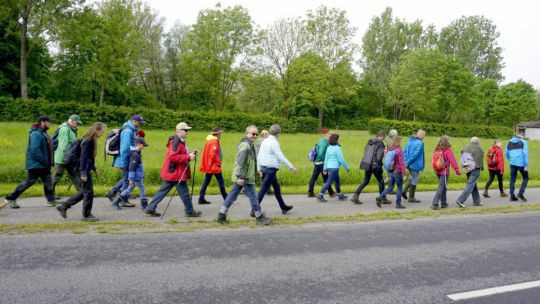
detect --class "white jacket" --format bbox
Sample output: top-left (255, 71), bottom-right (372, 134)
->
top-left (257, 135), bottom-right (293, 171)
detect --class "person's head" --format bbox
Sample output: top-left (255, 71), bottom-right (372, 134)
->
top-left (376, 130), bottom-right (386, 140)
top-left (493, 139), bottom-right (502, 148)
top-left (131, 114), bottom-right (146, 128)
top-left (471, 136), bottom-right (480, 144)
top-left (260, 130), bottom-right (269, 139)
top-left (436, 135), bottom-right (451, 149)
top-left (328, 133), bottom-right (340, 145)
top-left (245, 125), bottom-right (258, 142)
top-left (84, 122), bottom-right (107, 140)
top-left (68, 114), bottom-right (83, 128)
top-left (269, 124), bottom-right (281, 137)
top-left (211, 127), bottom-right (223, 139)
top-left (392, 136), bottom-right (402, 148)
top-left (389, 129), bottom-right (398, 138)
top-left (36, 115), bottom-right (51, 131)
top-left (516, 130), bottom-right (525, 138)
top-left (175, 122), bottom-right (192, 138)
top-left (417, 129), bottom-right (426, 140)
top-left (325, 130), bottom-right (334, 141)
top-left (135, 137), bottom-right (149, 150)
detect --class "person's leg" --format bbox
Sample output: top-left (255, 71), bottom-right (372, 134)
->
top-left (198, 173), bottom-right (213, 202)
top-left (432, 175), bottom-right (444, 206)
top-left (62, 184), bottom-right (84, 210)
top-left (334, 170), bottom-right (342, 194)
top-left (441, 176), bottom-right (448, 207)
top-left (407, 170), bottom-right (420, 202)
top-left (119, 183), bottom-right (136, 201)
top-left (257, 167), bottom-right (275, 204)
top-left (471, 174), bottom-right (481, 205)
top-left (66, 164), bottom-right (82, 191)
top-left (81, 175), bottom-right (94, 218)
top-left (320, 170), bottom-right (337, 195)
top-left (308, 164), bottom-right (321, 194)
top-left (220, 183), bottom-right (242, 214)
top-left (146, 181), bottom-right (174, 211)
top-left (485, 170), bottom-right (495, 190)
top-left (518, 167), bottom-right (529, 196)
top-left (457, 171), bottom-right (476, 204)
top-left (509, 165), bottom-right (518, 197)
top-left (215, 173), bottom-right (228, 199)
top-left (243, 184), bottom-right (263, 218)
top-left (374, 168), bottom-right (385, 194)
top-left (5, 169), bottom-right (40, 202)
top-left (136, 181), bottom-right (146, 199)
top-left (355, 169), bottom-right (373, 196)
top-left (39, 168), bottom-right (56, 203)
top-left (109, 170), bottom-right (126, 195)
top-left (402, 168), bottom-right (411, 196)
top-left (380, 173), bottom-right (395, 198)
top-left (394, 173), bottom-right (403, 206)
top-left (52, 164), bottom-right (65, 190)
top-left (269, 170), bottom-right (288, 210)
top-left (177, 181), bottom-right (197, 215)
top-left (496, 171), bottom-right (504, 193)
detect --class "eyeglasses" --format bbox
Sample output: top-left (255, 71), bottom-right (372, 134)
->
top-left (250, 133), bottom-right (258, 136)
top-left (181, 129), bottom-right (190, 132)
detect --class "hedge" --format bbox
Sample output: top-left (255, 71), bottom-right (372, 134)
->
top-left (0, 97), bottom-right (318, 133)
top-left (368, 118), bottom-right (514, 139)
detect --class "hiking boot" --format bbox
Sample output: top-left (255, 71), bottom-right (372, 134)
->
top-left (351, 194), bottom-right (362, 205)
top-left (408, 185), bottom-right (421, 203)
top-left (307, 192), bottom-right (316, 198)
top-left (249, 210), bottom-right (256, 218)
top-left (7, 200), bottom-right (19, 209)
top-left (456, 200), bottom-right (465, 208)
top-left (401, 192), bottom-right (408, 200)
top-left (140, 198), bottom-right (148, 210)
top-left (329, 192), bottom-right (337, 198)
top-left (500, 192), bottom-right (508, 198)
top-left (517, 194), bottom-right (527, 202)
top-left (56, 205), bottom-right (67, 218)
top-left (482, 189), bottom-right (490, 198)
top-left (473, 202), bottom-right (484, 206)
top-left (111, 200), bottom-right (122, 210)
top-left (395, 204), bottom-right (406, 209)
top-left (375, 197), bottom-right (382, 208)
top-left (144, 209), bottom-right (161, 217)
top-left (510, 195), bottom-right (519, 202)
top-left (54, 195), bottom-right (61, 201)
top-left (216, 212), bottom-right (229, 224)
top-left (256, 214), bottom-right (273, 225)
top-left (105, 191), bottom-right (116, 203)
top-left (317, 194), bottom-right (327, 203)
top-left (120, 200), bottom-right (135, 208)
top-left (431, 205), bottom-right (440, 210)
top-left (46, 201), bottom-right (58, 207)
top-left (198, 198), bottom-right (211, 205)
top-left (186, 210), bottom-right (202, 217)
top-left (82, 214), bottom-right (99, 222)
top-left (282, 205), bottom-right (293, 215)
top-left (382, 197), bottom-right (392, 204)
top-left (337, 194), bottom-right (348, 201)
top-left (441, 203), bottom-right (449, 209)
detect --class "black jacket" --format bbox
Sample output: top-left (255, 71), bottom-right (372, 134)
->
top-left (360, 138), bottom-right (385, 170)
top-left (79, 138), bottom-right (96, 177)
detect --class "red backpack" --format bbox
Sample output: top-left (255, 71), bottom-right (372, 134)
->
top-left (432, 149), bottom-right (447, 171)
top-left (487, 148), bottom-right (498, 167)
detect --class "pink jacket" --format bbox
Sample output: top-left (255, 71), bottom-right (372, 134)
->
top-left (388, 146), bottom-right (407, 175)
top-left (434, 148), bottom-right (461, 177)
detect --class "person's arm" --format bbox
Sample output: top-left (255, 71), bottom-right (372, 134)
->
top-left (323, 148), bottom-right (330, 171)
top-left (29, 131), bottom-right (46, 165)
top-left (497, 148), bottom-right (504, 173)
top-left (271, 139), bottom-right (293, 169)
top-left (79, 140), bottom-right (90, 177)
top-left (337, 147), bottom-right (350, 171)
top-left (128, 152), bottom-right (138, 180)
top-left (119, 128), bottom-right (133, 159)
top-left (56, 126), bottom-right (70, 156)
top-left (448, 149), bottom-right (461, 175)
top-left (523, 141), bottom-right (528, 169)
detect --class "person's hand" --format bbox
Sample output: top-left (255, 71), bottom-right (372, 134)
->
top-left (189, 153), bottom-right (196, 160)
top-left (236, 178), bottom-right (245, 186)
top-left (524, 167), bottom-right (528, 171)
top-left (323, 170), bottom-right (328, 175)
top-left (291, 167), bottom-right (298, 174)
top-left (129, 180), bottom-right (134, 185)
top-left (193, 149), bottom-right (199, 155)
top-left (81, 175), bottom-right (88, 182)
top-left (258, 171), bottom-right (263, 177)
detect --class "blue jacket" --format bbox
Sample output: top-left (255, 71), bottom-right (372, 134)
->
top-left (113, 120), bottom-right (137, 168)
top-left (127, 147), bottom-right (144, 181)
top-left (324, 145), bottom-right (350, 171)
top-left (25, 124), bottom-right (53, 170)
top-left (404, 135), bottom-right (425, 171)
top-left (505, 137), bottom-right (528, 167)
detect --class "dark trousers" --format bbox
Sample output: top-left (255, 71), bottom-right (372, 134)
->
top-left (6, 168), bottom-right (55, 202)
top-left (147, 180), bottom-right (194, 214)
top-left (308, 163), bottom-right (334, 194)
top-left (509, 165), bottom-right (529, 196)
top-left (258, 167), bottom-right (287, 210)
top-left (52, 163), bottom-right (81, 191)
top-left (62, 175), bottom-right (93, 217)
top-left (355, 167), bottom-right (384, 196)
top-left (485, 170), bottom-right (503, 192)
top-left (199, 173), bottom-right (228, 201)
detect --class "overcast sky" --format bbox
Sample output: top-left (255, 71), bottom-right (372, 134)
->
top-left (147, 0), bottom-right (539, 87)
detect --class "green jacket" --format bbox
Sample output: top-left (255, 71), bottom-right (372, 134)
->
top-left (314, 138), bottom-right (329, 163)
top-left (462, 142), bottom-right (484, 170)
top-left (232, 137), bottom-right (257, 184)
top-left (54, 122), bottom-right (78, 164)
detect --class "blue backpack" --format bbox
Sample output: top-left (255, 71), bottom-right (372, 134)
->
top-left (308, 145), bottom-right (317, 162)
top-left (383, 150), bottom-right (397, 171)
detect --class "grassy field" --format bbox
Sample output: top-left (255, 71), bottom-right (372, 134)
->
top-left (1, 122), bottom-right (538, 197)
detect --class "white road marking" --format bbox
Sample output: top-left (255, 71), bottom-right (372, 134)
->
top-left (447, 280), bottom-right (540, 301)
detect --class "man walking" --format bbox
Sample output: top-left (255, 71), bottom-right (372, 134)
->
top-left (198, 127), bottom-right (228, 204)
top-left (506, 131), bottom-right (529, 202)
top-left (307, 131), bottom-right (335, 198)
top-left (456, 137), bottom-right (484, 208)
top-left (144, 122), bottom-right (202, 218)
top-left (4, 115), bottom-right (57, 208)
top-left (106, 114), bottom-right (145, 207)
top-left (52, 114), bottom-right (83, 195)
top-left (351, 130), bottom-right (387, 205)
top-left (402, 130), bottom-right (425, 203)
top-left (217, 125), bottom-right (273, 225)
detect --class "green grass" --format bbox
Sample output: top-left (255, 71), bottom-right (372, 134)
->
top-left (1, 122), bottom-right (538, 197)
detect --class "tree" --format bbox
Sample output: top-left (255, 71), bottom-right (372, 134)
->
top-left (439, 15), bottom-right (504, 81)
top-left (163, 22), bottom-right (190, 108)
top-left (492, 80), bottom-right (537, 127)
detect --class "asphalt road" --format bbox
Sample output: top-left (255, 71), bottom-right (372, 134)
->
top-left (0, 212), bottom-right (539, 304)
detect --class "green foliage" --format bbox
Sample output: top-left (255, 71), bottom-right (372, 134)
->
top-left (492, 80), bottom-right (538, 126)
top-left (368, 118), bottom-right (514, 139)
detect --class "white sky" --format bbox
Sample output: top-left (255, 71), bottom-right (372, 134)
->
top-left (147, 0), bottom-right (540, 87)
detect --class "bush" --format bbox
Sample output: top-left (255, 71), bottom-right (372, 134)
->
top-left (0, 97), bottom-right (317, 133)
top-left (368, 118), bottom-right (514, 139)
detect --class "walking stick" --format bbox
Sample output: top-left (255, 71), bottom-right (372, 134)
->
top-left (190, 155), bottom-right (198, 197)
top-left (161, 161), bottom-right (191, 220)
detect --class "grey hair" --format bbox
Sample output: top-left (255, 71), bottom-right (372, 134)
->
top-left (417, 129), bottom-right (425, 136)
top-left (389, 129), bottom-right (398, 137)
top-left (471, 136), bottom-right (480, 143)
top-left (246, 125), bottom-right (258, 134)
top-left (269, 124), bottom-right (281, 136)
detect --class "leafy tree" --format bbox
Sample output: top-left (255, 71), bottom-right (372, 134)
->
top-left (492, 80), bottom-right (537, 127)
top-left (237, 72), bottom-right (282, 114)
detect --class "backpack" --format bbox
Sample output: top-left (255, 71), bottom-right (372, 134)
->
top-left (383, 149), bottom-right (397, 171)
top-left (460, 152), bottom-right (477, 173)
top-left (486, 149), bottom-right (498, 167)
top-left (432, 149), bottom-right (447, 171)
top-left (308, 145), bottom-right (317, 162)
top-left (105, 127), bottom-right (124, 156)
top-left (51, 127), bottom-right (62, 151)
top-left (64, 138), bottom-right (84, 167)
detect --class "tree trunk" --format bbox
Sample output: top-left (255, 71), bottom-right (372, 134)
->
top-left (99, 84), bottom-right (105, 106)
top-left (20, 17), bottom-right (29, 99)
top-left (318, 107), bottom-right (324, 133)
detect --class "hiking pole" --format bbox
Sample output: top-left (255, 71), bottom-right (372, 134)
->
top-left (161, 161), bottom-right (191, 220)
top-left (190, 154), bottom-right (198, 197)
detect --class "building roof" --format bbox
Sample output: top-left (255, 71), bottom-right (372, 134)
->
top-left (518, 121), bottom-right (540, 128)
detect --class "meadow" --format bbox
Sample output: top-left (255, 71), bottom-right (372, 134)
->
top-left (1, 122), bottom-right (538, 197)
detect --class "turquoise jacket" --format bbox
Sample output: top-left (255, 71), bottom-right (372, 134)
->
top-left (324, 145), bottom-right (350, 171)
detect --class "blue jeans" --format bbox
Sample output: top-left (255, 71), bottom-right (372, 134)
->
top-left (199, 173), bottom-right (228, 201)
top-left (381, 172), bottom-right (403, 205)
top-left (146, 180), bottom-right (194, 214)
top-left (355, 167), bottom-right (384, 195)
top-left (432, 174), bottom-right (448, 206)
top-left (409, 170), bottom-right (420, 185)
top-left (320, 169), bottom-right (341, 194)
top-left (119, 180), bottom-right (146, 201)
top-left (308, 164), bottom-right (334, 194)
top-left (110, 167), bottom-right (129, 195)
top-left (458, 169), bottom-right (481, 204)
top-left (509, 165), bottom-right (529, 196)
top-left (258, 167), bottom-right (287, 210)
top-left (221, 183), bottom-right (261, 216)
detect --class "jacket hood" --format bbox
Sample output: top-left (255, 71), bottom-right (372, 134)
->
top-left (368, 138), bottom-right (382, 145)
top-left (409, 135), bottom-right (421, 141)
top-left (30, 123), bottom-right (42, 133)
top-left (510, 137), bottom-right (523, 143)
top-left (206, 134), bottom-right (218, 141)
top-left (122, 120), bottom-right (137, 131)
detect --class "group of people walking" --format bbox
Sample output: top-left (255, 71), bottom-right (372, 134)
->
top-left (1, 114), bottom-right (531, 224)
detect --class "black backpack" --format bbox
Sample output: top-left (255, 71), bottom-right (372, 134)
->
top-left (51, 127), bottom-right (61, 151)
top-left (64, 138), bottom-right (84, 167)
top-left (104, 127), bottom-right (124, 157)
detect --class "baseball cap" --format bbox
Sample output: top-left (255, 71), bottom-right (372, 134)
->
top-left (36, 115), bottom-right (51, 123)
top-left (176, 122), bottom-right (192, 131)
top-left (135, 137), bottom-right (149, 146)
top-left (69, 114), bottom-right (83, 125)
top-left (132, 114), bottom-right (146, 124)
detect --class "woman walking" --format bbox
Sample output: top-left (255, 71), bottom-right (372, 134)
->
top-left (431, 136), bottom-right (461, 210)
top-left (377, 137), bottom-right (407, 209)
top-left (317, 134), bottom-right (349, 202)
top-left (483, 139), bottom-right (507, 198)
top-left (56, 122), bottom-right (107, 222)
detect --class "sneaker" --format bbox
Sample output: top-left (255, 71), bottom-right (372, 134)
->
top-left (407, 198), bottom-right (421, 203)
top-left (46, 201), bottom-right (58, 207)
top-left (307, 192), bottom-right (316, 198)
top-left (82, 214), bottom-right (99, 222)
top-left (120, 200), bottom-right (135, 208)
top-left (395, 204), bottom-right (406, 209)
top-left (382, 197), bottom-right (392, 204)
top-left (216, 212), bottom-right (228, 224)
top-left (249, 210), bottom-right (256, 218)
top-left (517, 194), bottom-right (527, 202)
top-left (441, 203), bottom-right (449, 209)
top-left (456, 200), bottom-right (466, 208)
top-left (144, 209), bottom-right (161, 217)
top-left (401, 192), bottom-right (408, 200)
top-left (317, 194), bottom-right (327, 203)
top-left (186, 210), bottom-right (202, 217)
top-left (282, 205), bottom-right (293, 215)
top-left (473, 202), bottom-right (484, 207)
top-left (7, 200), bottom-right (20, 209)
top-left (105, 191), bottom-right (116, 203)
top-left (111, 202), bottom-right (122, 210)
top-left (510, 195), bottom-right (519, 202)
top-left (337, 194), bottom-right (348, 201)
top-left (351, 194), bottom-right (362, 205)
top-left (140, 199), bottom-right (148, 210)
top-left (329, 192), bottom-right (337, 198)
top-left (56, 205), bottom-right (67, 218)
top-left (198, 198), bottom-right (211, 205)
top-left (375, 197), bottom-right (382, 208)
top-left (256, 214), bottom-right (273, 225)
top-left (431, 205), bottom-right (440, 210)
top-left (500, 192), bottom-right (508, 198)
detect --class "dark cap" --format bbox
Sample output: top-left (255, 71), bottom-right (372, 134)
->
top-left (136, 137), bottom-right (149, 146)
top-left (131, 114), bottom-right (146, 124)
top-left (36, 115), bottom-right (51, 123)
top-left (211, 127), bottom-right (223, 135)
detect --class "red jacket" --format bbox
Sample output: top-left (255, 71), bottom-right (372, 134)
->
top-left (388, 146), bottom-right (407, 175)
top-left (199, 135), bottom-right (222, 174)
top-left (487, 146), bottom-right (504, 173)
top-left (160, 136), bottom-right (191, 182)
top-left (434, 148), bottom-right (461, 176)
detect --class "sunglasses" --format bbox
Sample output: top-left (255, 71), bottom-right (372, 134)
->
top-left (181, 129), bottom-right (190, 132)
top-left (250, 133), bottom-right (258, 136)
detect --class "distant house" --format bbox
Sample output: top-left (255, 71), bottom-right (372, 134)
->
top-left (517, 121), bottom-right (540, 140)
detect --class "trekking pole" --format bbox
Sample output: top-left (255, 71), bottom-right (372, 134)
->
top-left (161, 161), bottom-right (191, 220)
top-left (190, 154), bottom-right (198, 197)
